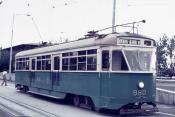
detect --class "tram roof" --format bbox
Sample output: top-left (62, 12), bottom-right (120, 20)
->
top-left (16, 32), bottom-right (154, 57)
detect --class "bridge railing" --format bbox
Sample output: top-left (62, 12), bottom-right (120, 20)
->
top-left (156, 88), bottom-right (175, 105)
top-left (157, 76), bottom-right (175, 80)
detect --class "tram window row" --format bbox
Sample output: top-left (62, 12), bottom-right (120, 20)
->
top-left (16, 49), bottom-right (98, 71)
top-left (16, 48), bottom-right (151, 72)
top-left (62, 49), bottom-right (97, 71)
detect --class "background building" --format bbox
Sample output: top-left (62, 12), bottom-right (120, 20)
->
top-left (0, 43), bottom-right (46, 72)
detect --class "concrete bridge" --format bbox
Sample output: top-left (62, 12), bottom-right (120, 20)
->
top-left (156, 79), bottom-right (175, 105)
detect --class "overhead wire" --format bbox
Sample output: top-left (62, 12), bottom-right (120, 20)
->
top-left (24, 0), bottom-right (43, 42)
top-left (127, 0), bottom-right (175, 7)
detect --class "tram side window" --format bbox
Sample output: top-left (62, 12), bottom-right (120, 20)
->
top-left (19, 62), bottom-right (22, 70)
top-left (16, 59), bottom-right (20, 70)
top-left (46, 55), bottom-right (51, 70)
top-left (40, 55), bottom-right (51, 70)
top-left (37, 57), bottom-right (42, 70)
top-left (78, 50), bottom-right (86, 55)
top-left (46, 60), bottom-right (51, 70)
top-left (21, 58), bottom-right (26, 70)
top-left (25, 58), bottom-right (29, 70)
top-left (16, 58), bottom-right (30, 70)
top-left (26, 61), bottom-right (29, 70)
top-left (32, 59), bottom-right (36, 70)
top-left (62, 58), bottom-right (69, 70)
top-left (54, 56), bottom-right (60, 70)
top-left (102, 51), bottom-right (110, 71)
top-left (87, 56), bottom-right (97, 71)
top-left (112, 51), bottom-right (128, 71)
top-left (42, 56), bottom-right (46, 70)
top-left (78, 50), bottom-right (86, 71)
top-left (78, 56), bottom-right (86, 70)
top-left (62, 52), bottom-right (69, 57)
top-left (87, 49), bottom-right (97, 54)
top-left (70, 57), bottom-right (77, 70)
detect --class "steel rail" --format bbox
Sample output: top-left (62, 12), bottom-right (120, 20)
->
top-left (0, 94), bottom-right (60, 117)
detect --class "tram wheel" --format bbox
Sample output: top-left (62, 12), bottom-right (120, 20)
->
top-left (73, 95), bottom-right (80, 107)
top-left (90, 99), bottom-right (101, 112)
top-left (22, 86), bottom-right (28, 93)
top-left (86, 97), bottom-right (95, 110)
top-left (94, 107), bottom-right (102, 112)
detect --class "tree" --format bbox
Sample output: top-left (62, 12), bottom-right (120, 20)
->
top-left (167, 36), bottom-right (175, 72)
top-left (156, 35), bottom-right (168, 76)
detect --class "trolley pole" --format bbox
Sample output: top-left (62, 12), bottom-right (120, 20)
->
top-left (112, 0), bottom-right (116, 33)
top-left (31, 17), bottom-right (43, 42)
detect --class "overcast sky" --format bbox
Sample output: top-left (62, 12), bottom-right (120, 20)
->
top-left (0, 0), bottom-right (175, 48)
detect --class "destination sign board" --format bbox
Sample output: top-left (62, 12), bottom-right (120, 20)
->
top-left (118, 38), bottom-right (141, 45)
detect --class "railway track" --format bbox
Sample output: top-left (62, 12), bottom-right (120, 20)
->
top-left (0, 95), bottom-right (60, 117)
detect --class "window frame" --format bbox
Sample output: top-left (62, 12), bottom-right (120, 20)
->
top-left (31, 58), bottom-right (36, 71)
top-left (61, 48), bottom-right (98, 72)
top-left (109, 46), bottom-right (156, 73)
top-left (102, 50), bottom-right (110, 71)
top-left (15, 57), bottom-right (30, 71)
top-left (15, 47), bottom-right (100, 72)
top-left (36, 55), bottom-right (51, 71)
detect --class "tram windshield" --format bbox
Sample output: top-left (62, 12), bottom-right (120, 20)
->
top-left (124, 50), bottom-right (152, 71)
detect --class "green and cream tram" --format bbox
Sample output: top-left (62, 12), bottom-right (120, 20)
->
top-left (15, 32), bottom-right (158, 113)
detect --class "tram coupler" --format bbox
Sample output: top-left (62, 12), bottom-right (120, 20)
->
top-left (119, 103), bottom-right (158, 115)
top-left (119, 107), bottom-right (158, 114)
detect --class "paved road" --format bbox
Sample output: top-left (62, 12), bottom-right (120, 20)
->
top-left (0, 82), bottom-right (175, 117)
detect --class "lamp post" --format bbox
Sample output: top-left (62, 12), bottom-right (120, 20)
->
top-left (9, 13), bottom-right (30, 81)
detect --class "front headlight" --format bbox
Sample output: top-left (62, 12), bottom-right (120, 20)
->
top-left (139, 81), bottom-right (144, 89)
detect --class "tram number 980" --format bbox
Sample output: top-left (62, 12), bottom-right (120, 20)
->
top-left (133, 90), bottom-right (146, 96)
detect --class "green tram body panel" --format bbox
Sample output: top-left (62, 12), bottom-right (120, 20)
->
top-left (15, 71), bottom-right (156, 110)
top-left (15, 71), bottom-right (31, 86)
top-left (31, 72), bottom-right (52, 90)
